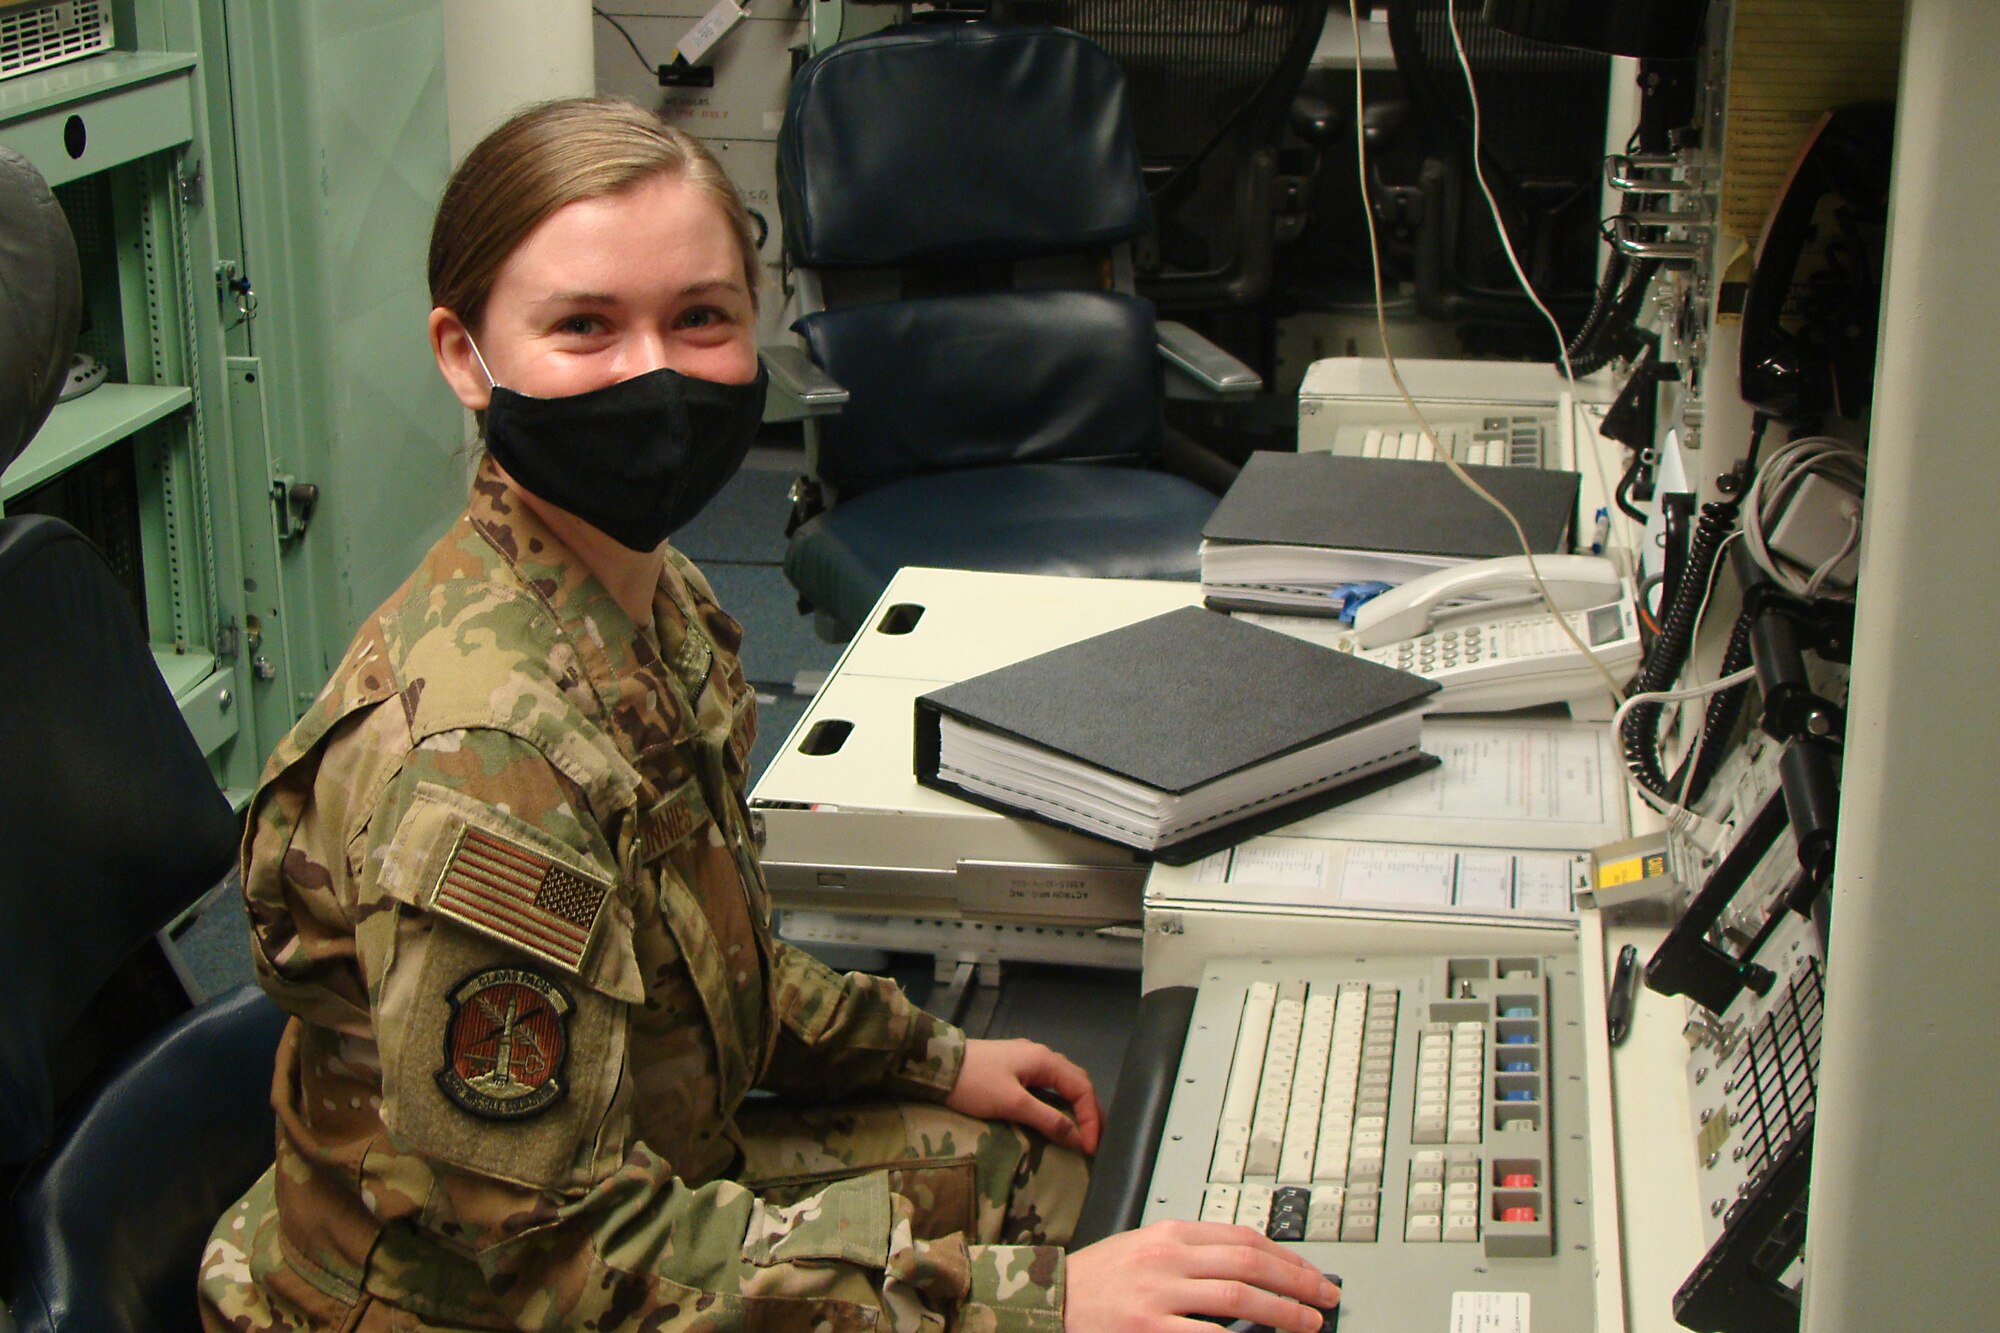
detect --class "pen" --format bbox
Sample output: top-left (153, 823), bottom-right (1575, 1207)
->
top-left (1606, 943), bottom-right (1639, 1047)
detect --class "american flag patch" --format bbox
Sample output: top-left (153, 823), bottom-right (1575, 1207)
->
top-left (432, 827), bottom-right (610, 974)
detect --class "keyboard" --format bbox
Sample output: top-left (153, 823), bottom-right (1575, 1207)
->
top-left (1330, 412), bottom-right (1556, 468)
top-left (1143, 953), bottom-right (1600, 1332)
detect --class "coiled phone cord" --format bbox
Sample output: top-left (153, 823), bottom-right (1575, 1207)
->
top-left (1620, 491), bottom-right (1746, 803)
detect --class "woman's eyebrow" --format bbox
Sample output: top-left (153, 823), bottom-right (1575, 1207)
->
top-left (530, 290), bottom-right (619, 309)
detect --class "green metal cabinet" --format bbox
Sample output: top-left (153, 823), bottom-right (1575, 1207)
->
top-left (0, 0), bottom-right (464, 802)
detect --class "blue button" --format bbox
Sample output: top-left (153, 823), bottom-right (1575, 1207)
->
top-left (1501, 1006), bottom-right (1534, 1018)
top-left (1501, 1060), bottom-right (1532, 1073)
top-left (1501, 1033), bottom-right (1534, 1045)
top-left (1500, 1089), bottom-right (1536, 1102)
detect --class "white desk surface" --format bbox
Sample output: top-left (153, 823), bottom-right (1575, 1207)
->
top-left (831, 567), bottom-right (1200, 683)
top-left (767, 553), bottom-right (1703, 1331)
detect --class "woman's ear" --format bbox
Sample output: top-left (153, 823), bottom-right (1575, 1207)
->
top-left (430, 307), bottom-right (493, 412)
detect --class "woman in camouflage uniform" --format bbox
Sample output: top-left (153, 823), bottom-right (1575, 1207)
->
top-left (198, 98), bottom-right (1337, 1333)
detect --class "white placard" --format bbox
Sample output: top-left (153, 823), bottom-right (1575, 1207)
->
top-left (1190, 843), bottom-right (1578, 919)
top-left (1450, 1291), bottom-right (1530, 1333)
top-left (1347, 726), bottom-right (1608, 824)
top-left (1200, 844), bottom-right (1327, 890)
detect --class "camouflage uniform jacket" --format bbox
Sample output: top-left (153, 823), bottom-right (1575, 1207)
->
top-left (206, 461), bottom-right (1065, 1330)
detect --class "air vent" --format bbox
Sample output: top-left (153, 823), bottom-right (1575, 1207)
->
top-left (1, 2), bottom-right (115, 81)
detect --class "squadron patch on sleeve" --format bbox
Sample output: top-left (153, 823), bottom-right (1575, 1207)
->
top-left (431, 824), bottom-right (610, 974)
top-left (436, 967), bottom-right (574, 1120)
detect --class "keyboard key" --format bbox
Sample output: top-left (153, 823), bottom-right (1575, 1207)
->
top-left (1212, 1120), bottom-right (1249, 1184)
top-left (1412, 1150), bottom-right (1446, 1182)
top-left (1405, 1212), bottom-right (1442, 1242)
top-left (1443, 1211), bottom-right (1481, 1242)
top-left (1201, 1185), bottom-right (1240, 1223)
top-left (1268, 1187), bottom-right (1311, 1242)
top-left (1501, 1205), bottom-right (1538, 1224)
top-left (1236, 1185), bottom-right (1274, 1232)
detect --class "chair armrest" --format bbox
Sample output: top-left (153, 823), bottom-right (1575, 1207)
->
top-left (1157, 321), bottom-right (1263, 398)
top-left (761, 345), bottom-right (849, 422)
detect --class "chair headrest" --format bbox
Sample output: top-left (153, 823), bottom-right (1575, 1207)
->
top-left (780, 21), bottom-right (1152, 267)
top-left (0, 148), bottom-right (82, 476)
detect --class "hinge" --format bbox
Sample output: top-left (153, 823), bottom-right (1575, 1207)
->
top-left (214, 614), bottom-right (240, 662)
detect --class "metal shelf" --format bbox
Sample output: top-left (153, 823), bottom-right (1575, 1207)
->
top-left (0, 51), bottom-right (196, 186)
top-left (0, 383), bottom-right (192, 502)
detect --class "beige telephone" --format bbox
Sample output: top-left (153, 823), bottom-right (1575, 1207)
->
top-left (1244, 556), bottom-right (1641, 715)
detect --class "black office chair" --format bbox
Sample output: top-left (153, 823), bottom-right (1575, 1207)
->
top-left (1035, 0), bottom-right (1331, 323)
top-left (0, 147), bottom-right (287, 1333)
top-left (774, 20), bottom-right (1260, 642)
top-left (1382, 0), bottom-right (1609, 351)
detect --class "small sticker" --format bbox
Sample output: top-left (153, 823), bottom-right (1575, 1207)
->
top-left (676, 0), bottom-right (747, 65)
top-left (436, 967), bottom-right (573, 1121)
top-left (1598, 852), bottom-right (1667, 889)
top-left (1450, 1292), bottom-right (1529, 1333)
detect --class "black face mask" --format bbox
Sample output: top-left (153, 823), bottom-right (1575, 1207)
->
top-left (482, 361), bottom-right (768, 552)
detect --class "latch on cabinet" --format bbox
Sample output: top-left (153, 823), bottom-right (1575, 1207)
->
top-left (271, 473), bottom-right (319, 541)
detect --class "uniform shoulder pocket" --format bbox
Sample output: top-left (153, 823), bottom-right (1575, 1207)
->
top-left (390, 782), bottom-right (643, 1002)
top-left (368, 785), bottom-right (644, 1192)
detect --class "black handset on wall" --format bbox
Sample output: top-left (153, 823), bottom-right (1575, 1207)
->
top-left (1737, 103), bottom-right (1896, 425)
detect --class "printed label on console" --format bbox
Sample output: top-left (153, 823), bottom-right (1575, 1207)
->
top-left (1450, 1291), bottom-right (1529, 1333)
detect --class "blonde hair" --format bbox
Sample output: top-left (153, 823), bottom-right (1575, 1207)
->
top-left (428, 97), bottom-right (760, 334)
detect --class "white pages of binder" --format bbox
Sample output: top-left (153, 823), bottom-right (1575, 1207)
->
top-left (936, 710), bottom-right (1423, 850)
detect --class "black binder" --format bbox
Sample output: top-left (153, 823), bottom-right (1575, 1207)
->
top-left (1201, 452), bottom-right (1583, 610)
top-left (914, 607), bottom-right (1440, 864)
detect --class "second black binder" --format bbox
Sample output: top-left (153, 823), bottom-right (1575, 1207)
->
top-left (914, 606), bottom-right (1441, 863)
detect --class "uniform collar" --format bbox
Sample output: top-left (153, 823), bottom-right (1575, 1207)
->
top-left (463, 456), bottom-right (713, 742)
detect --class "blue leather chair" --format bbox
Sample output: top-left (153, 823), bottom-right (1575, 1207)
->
top-left (0, 147), bottom-right (286, 1333)
top-left (773, 20), bottom-right (1259, 641)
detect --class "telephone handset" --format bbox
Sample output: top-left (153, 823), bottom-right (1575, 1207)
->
top-left (1256, 554), bottom-right (1645, 716)
top-left (1350, 553), bottom-right (1626, 648)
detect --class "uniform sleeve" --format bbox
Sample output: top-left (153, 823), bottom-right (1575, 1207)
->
top-left (356, 730), bottom-right (1059, 1332)
top-left (759, 940), bottom-right (968, 1102)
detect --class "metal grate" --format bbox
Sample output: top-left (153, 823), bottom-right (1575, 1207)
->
top-left (0, 0), bottom-right (114, 80)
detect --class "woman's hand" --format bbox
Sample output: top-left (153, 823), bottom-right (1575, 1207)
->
top-left (943, 1037), bottom-right (1104, 1154)
top-left (1063, 1221), bottom-right (1340, 1332)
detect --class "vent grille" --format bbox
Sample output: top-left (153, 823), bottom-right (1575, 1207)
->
top-left (1, 1), bottom-right (114, 80)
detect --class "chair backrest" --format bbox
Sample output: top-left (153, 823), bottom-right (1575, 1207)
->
top-left (8, 983), bottom-right (287, 1333)
top-left (0, 147), bottom-right (81, 475)
top-left (780, 21), bottom-right (1168, 498)
top-left (0, 515), bottom-right (243, 1166)
top-left (1037, 0), bottom-right (1330, 312)
top-left (1384, 0), bottom-right (1609, 337)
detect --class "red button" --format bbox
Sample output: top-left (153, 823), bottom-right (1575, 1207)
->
top-left (1501, 1173), bottom-right (1537, 1189)
top-left (1502, 1206), bottom-right (1538, 1223)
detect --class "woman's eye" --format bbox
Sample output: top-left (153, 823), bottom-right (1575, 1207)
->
top-left (557, 314), bottom-right (605, 336)
top-left (679, 306), bottom-right (730, 330)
